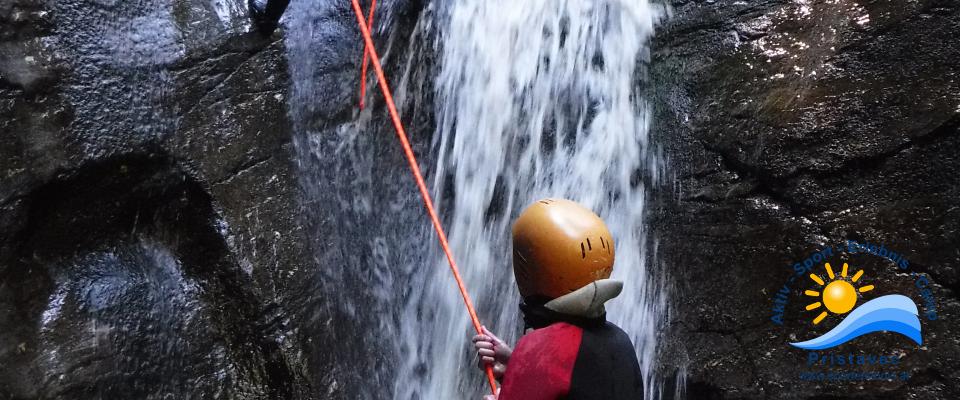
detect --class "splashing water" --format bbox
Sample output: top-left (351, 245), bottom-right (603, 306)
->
top-left (287, 0), bottom-right (667, 398)
top-left (394, 1), bottom-right (667, 398)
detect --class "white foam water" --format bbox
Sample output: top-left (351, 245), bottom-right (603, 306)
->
top-left (392, 1), bottom-right (668, 398)
top-left (285, 0), bottom-right (668, 397)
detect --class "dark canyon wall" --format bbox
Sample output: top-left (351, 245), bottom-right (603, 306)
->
top-left (650, 0), bottom-right (959, 398)
top-left (3, 0), bottom-right (317, 397)
top-left (1, 0), bottom-right (428, 398)
top-left (2, 0), bottom-right (957, 399)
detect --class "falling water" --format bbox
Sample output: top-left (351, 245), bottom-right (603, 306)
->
top-left (395, 1), bottom-right (667, 398)
top-left (287, 0), bottom-right (667, 398)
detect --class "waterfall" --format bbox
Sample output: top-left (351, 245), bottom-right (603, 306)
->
top-left (287, 0), bottom-right (667, 398)
top-left (396, 1), bottom-right (667, 398)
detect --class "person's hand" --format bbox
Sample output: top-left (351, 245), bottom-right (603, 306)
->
top-left (482, 388), bottom-right (500, 400)
top-left (473, 326), bottom-right (512, 380)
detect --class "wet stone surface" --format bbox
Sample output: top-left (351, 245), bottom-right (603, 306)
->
top-left (649, 0), bottom-right (959, 398)
top-left (1, 155), bottom-right (296, 398)
top-left (1, 0), bottom-right (429, 398)
top-left (0, 0), bottom-right (312, 398)
top-left (2, 0), bottom-right (958, 398)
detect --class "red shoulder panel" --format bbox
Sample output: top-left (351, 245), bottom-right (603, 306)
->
top-left (497, 322), bottom-right (583, 400)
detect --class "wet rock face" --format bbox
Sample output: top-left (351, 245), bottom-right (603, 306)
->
top-left (650, 0), bottom-right (959, 398)
top-left (1, 155), bottom-right (293, 398)
top-left (1, 0), bottom-right (430, 397)
top-left (4, 0), bottom-right (953, 398)
top-left (0, 0), bottom-right (310, 398)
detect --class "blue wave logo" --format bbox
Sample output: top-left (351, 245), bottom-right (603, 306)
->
top-left (791, 295), bottom-right (922, 350)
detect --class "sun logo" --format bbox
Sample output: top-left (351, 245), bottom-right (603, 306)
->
top-left (804, 263), bottom-right (874, 325)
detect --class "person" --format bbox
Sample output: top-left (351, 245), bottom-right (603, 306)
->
top-left (248, 0), bottom-right (290, 34)
top-left (473, 198), bottom-right (644, 400)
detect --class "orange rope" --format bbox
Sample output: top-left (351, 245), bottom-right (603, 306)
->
top-left (347, 0), bottom-right (498, 394)
top-left (358, 0), bottom-right (377, 110)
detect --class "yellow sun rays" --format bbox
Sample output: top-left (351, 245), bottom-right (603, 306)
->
top-left (852, 270), bottom-right (864, 282)
top-left (804, 263), bottom-right (873, 325)
top-left (809, 274), bottom-right (824, 286)
top-left (813, 312), bottom-right (828, 325)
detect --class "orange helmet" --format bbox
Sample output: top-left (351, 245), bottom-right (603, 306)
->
top-left (512, 198), bottom-right (615, 300)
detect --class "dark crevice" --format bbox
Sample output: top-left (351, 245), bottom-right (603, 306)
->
top-left (0, 151), bottom-right (301, 397)
top-left (806, 114), bottom-right (960, 180)
top-left (696, 140), bottom-right (804, 216)
top-left (692, 113), bottom-right (960, 214)
top-left (684, 380), bottom-right (725, 400)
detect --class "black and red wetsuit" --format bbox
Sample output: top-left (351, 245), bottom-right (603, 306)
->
top-left (497, 318), bottom-right (645, 400)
